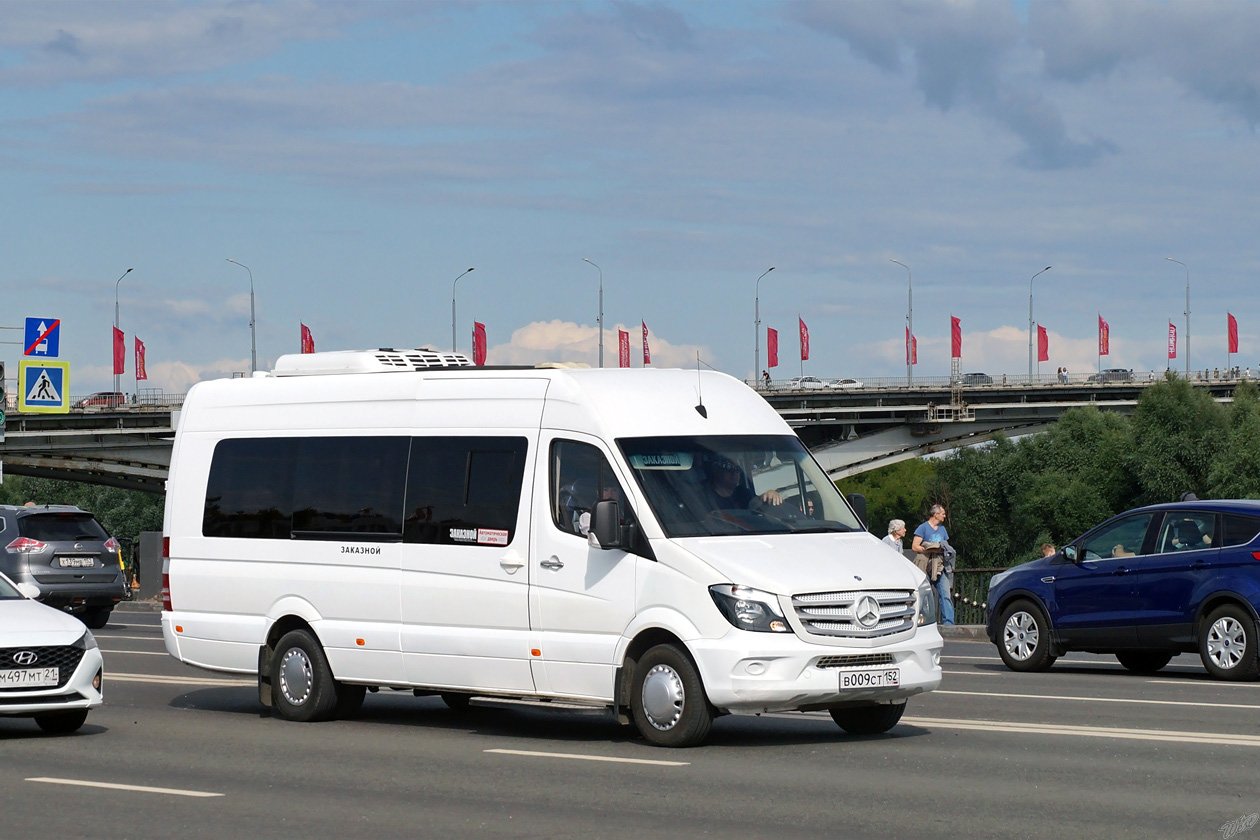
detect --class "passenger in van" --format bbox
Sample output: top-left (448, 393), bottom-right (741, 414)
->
top-left (700, 454), bottom-right (782, 513)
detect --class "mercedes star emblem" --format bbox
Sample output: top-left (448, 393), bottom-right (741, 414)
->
top-left (854, 596), bottom-right (881, 629)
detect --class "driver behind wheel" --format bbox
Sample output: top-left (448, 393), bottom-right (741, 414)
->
top-left (701, 453), bottom-right (782, 512)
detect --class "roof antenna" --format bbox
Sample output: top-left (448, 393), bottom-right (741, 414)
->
top-left (695, 351), bottom-right (707, 418)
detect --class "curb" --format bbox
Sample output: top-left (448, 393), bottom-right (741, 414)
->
top-left (940, 625), bottom-right (988, 641)
top-left (116, 599), bottom-right (163, 613)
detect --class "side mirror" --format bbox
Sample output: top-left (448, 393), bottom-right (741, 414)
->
top-left (1062, 545), bottom-right (1077, 562)
top-left (16, 582), bottom-right (40, 600)
top-left (589, 499), bottom-right (624, 550)
top-left (846, 493), bottom-right (868, 530)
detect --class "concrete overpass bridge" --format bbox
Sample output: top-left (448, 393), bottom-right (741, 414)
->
top-left (0, 373), bottom-right (1244, 493)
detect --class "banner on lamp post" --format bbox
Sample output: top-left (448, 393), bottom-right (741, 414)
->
top-left (1168, 322), bottom-right (1177, 360)
top-left (112, 327), bottom-right (125, 375)
top-left (951, 316), bottom-right (962, 359)
top-left (767, 328), bottom-right (778, 368)
top-left (1098, 315), bottom-right (1110, 356)
top-left (1037, 325), bottom-right (1049, 362)
top-left (300, 323), bottom-right (315, 354)
top-left (641, 321), bottom-right (651, 366)
top-left (472, 322), bottom-right (487, 366)
top-left (1229, 313), bottom-right (1239, 354)
top-left (618, 329), bottom-right (630, 368)
top-left (798, 317), bottom-right (809, 361)
top-left (135, 338), bottom-right (147, 381)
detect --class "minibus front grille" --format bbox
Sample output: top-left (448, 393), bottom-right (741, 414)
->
top-left (791, 590), bottom-right (916, 639)
top-left (815, 653), bottom-right (896, 669)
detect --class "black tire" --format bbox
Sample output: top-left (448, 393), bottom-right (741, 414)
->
top-left (440, 692), bottom-right (473, 712)
top-left (996, 600), bottom-right (1057, 672)
top-left (35, 709), bottom-right (89, 734)
top-left (334, 684), bottom-right (367, 719)
top-left (1198, 604), bottom-right (1260, 681)
top-left (1116, 650), bottom-right (1174, 674)
top-left (270, 629), bottom-right (342, 722)
top-left (82, 607), bottom-right (111, 630)
top-left (829, 701), bottom-right (906, 735)
top-left (630, 644), bottom-right (712, 748)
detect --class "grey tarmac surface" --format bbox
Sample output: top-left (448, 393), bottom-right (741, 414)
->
top-left (2, 611), bottom-right (1257, 839)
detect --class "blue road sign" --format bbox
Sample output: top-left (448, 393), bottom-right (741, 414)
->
top-left (18, 360), bottom-right (70, 414)
top-left (24, 317), bottom-right (61, 358)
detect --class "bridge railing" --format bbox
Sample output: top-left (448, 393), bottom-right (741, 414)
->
top-left (952, 567), bottom-right (1005, 626)
top-left (748, 369), bottom-right (1255, 392)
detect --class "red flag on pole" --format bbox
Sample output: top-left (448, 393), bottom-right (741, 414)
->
top-left (950, 316), bottom-right (962, 359)
top-left (135, 337), bottom-right (147, 381)
top-left (641, 321), bottom-right (651, 366)
top-left (300, 323), bottom-right (315, 354)
top-left (1098, 315), bottom-right (1110, 356)
top-left (1229, 313), bottom-right (1239, 354)
top-left (799, 317), bottom-right (809, 361)
top-left (906, 327), bottom-right (917, 365)
top-left (767, 328), bottom-right (778, 368)
top-left (472, 322), bottom-right (487, 366)
top-left (112, 327), bottom-right (125, 375)
top-left (1037, 325), bottom-right (1049, 362)
top-left (1168, 322), bottom-right (1177, 359)
top-left (618, 329), bottom-right (630, 368)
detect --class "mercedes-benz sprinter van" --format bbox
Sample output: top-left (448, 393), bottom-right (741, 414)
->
top-left (161, 350), bottom-right (942, 746)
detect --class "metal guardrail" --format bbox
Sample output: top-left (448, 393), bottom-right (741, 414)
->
top-left (4, 392), bottom-right (184, 414)
top-left (749, 369), bottom-right (1254, 392)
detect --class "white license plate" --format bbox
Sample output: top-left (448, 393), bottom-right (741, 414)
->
top-left (0, 667), bottom-right (59, 687)
top-left (59, 557), bottom-right (94, 568)
top-left (840, 668), bottom-right (900, 690)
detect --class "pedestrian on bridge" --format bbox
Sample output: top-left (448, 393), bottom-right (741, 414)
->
top-left (912, 505), bottom-right (955, 626)
top-left (883, 519), bottom-right (907, 553)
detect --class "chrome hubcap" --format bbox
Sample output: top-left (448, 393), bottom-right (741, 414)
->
top-left (1207, 617), bottom-right (1247, 670)
top-left (1003, 612), bottom-right (1039, 661)
top-left (279, 647), bottom-right (314, 705)
top-left (641, 664), bottom-right (685, 731)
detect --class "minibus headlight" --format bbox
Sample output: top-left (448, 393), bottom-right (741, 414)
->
top-left (917, 579), bottom-right (939, 626)
top-left (709, 585), bottom-right (792, 633)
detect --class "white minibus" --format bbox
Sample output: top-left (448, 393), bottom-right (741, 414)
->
top-left (161, 350), bottom-right (942, 746)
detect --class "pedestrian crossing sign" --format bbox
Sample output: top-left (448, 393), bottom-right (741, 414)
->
top-left (18, 360), bottom-right (70, 414)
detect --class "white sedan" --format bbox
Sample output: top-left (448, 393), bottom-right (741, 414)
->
top-left (829, 378), bottom-right (864, 389)
top-left (787, 376), bottom-right (828, 390)
top-left (0, 573), bottom-right (104, 733)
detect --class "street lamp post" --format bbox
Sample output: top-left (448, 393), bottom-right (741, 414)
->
top-left (583, 258), bottom-right (603, 368)
top-left (225, 259), bottom-right (257, 374)
top-left (891, 260), bottom-right (912, 386)
top-left (753, 266), bottom-right (775, 385)
top-left (1027, 266), bottom-right (1052, 379)
top-left (450, 267), bottom-right (475, 353)
top-left (113, 268), bottom-right (134, 393)
top-left (1166, 258), bottom-right (1190, 377)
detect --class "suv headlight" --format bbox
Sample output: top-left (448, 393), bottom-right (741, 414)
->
top-left (917, 578), bottom-right (939, 626)
top-left (709, 584), bottom-right (792, 633)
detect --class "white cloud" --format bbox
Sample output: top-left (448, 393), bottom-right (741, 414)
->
top-left (485, 319), bottom-right (709, 369)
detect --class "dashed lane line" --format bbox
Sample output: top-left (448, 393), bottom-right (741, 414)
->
top-left (27, 777), bottom-right (223, 798)
top-left (933, 688), bottom-right (1260, 711)
top-left (108, 673), bottom-right (254, 687)
top-left (485, 749), bottom-right (688, 766)
top-left (900, 716), bottom-right (1260, 747)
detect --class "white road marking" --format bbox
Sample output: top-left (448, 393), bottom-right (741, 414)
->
top-left (941, 655), bottom-right (1002, 661)
top-left (99, 649), bottom-right (169, 656)
top-left (902, 716), bottom-right (1260, 747)
top-left (98, 635), bottom-right (164, 642)
top-left (108, 673), bottom-right (254, 687)
top-left (934, 689), bottom-right (1260, 710)
top-left (26, 777), bottom-right (223, 798)
top-left (485, 749), bottom-right (688, 767)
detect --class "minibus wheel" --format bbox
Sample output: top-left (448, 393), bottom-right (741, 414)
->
top-left (271, 629), bottom-right (340, 722)
top-left (630, 644), bottom-right (712, 747)
top-left (829, 701), bottom-right (906, 735)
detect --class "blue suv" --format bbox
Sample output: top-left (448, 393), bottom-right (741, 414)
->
top-left (986, 500), bottom-right (1260, 680)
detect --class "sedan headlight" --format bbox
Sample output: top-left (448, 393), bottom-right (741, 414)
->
top-left (73, 631), bottom-right (99, 651)
top-left (917, 578), bottom-right (939, 626)
top-left (710, 584), bottom-right (792, 633)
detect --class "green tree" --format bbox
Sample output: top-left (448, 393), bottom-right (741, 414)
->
top-left (836, 457), bottom-right (936, 537)
top-left (0, 475), bottom-right (163, 546)
top-left (1130, 374), bottom-right (1226, 503)
top-left (1208, 379), bottom-right (1260, 499)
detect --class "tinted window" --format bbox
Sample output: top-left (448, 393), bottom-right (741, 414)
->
top-left (1223, 514), bottom-right (1260, 547)
top-left (551, 440), bottom-right (629, 537)
top-left (292, 437), bottom-right (408, 537)
top-left (1155, 512), bottom-right (1216, 553)
top-left (403, 438), bottom-right (527, 546)
top-left (20, 513), bottom-right (108, 541)
top-left (204, 438), bottom-right (296, 539)
top-left (1081, 513), bottom-right (1154, 560)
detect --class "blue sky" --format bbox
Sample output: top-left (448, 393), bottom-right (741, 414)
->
top-left (3, 0), bottom-right (1260, 396)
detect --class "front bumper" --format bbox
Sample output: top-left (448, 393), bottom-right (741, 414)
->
top-left (690, 625), bottom-right (943, 713)
top-left (0, 647), bottom-right (104, 716)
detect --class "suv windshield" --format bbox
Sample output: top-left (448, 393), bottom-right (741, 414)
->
top-left (19, 513), bottom-right (109, 542)
top-left (618, 435), bottom-right (863, 538)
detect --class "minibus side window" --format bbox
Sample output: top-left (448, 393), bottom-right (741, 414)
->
top-left (291, 437), bottom-right (409, 537)
top-left (551, 440), bottom-right (630, 538)
top-left (403, 437), bottom-right (527, 545)
top-left (203, 438), bottom-right (295, 539)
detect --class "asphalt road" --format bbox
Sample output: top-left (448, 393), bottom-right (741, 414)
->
top-left (3, 612), bottom-right (1258, 840)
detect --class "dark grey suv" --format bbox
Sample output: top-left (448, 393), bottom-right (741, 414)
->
top-left (0, 505), bottom-right (126, 628)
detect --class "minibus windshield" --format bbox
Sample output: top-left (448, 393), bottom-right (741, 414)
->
top-left (618, 435), bottom-right (864, 538)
